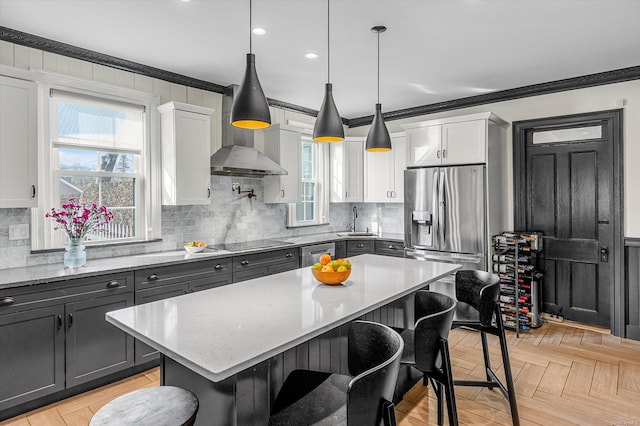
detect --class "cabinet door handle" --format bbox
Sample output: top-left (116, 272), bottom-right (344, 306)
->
top-left (285, 253), bottom-right (293, 258)
top-left (207, 188), bottom-right (211, 198)
top-left (68, 313), bottom-right (73, 328)
top-left (0, 296), bottom-right (15, 307)
top-left (240, 260), bottom-right (249, 266)
top-left (147, 274), bottom-right (159, 281)
top-left (31, 185), bottom-right (36, 198)
top-left (106, 280), bottom-right (120, 289)
top-left (214, 264), bottom-right (223, 270)
top-left (281, 190), bottom-right (285, 198)
top-left (436, 150), bottom-right (441, 159)
top-left (391, 191), bottom-right (395, 198)
top-left (357, 244), bottom-right (364, 248)
top-left (57, 315), bottom-right (63, 330)
top-left (442, 149), bottom-right (447, 158)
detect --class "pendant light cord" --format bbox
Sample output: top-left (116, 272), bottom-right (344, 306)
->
top-left (249, 0), bottom-right (252, 54)
top-left (377, 29), bottom-right (380, 104)
top-left (327, 0), bottom-right (330, 84)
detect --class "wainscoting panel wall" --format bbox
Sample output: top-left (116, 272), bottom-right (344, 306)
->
top-left (626, 238), bottom-right (640, 341)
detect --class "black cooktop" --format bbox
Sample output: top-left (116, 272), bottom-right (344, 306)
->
top-left (210, 239), bottom-right (292, 252)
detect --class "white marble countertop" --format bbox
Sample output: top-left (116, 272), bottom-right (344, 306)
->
top-left (106, 254), bottom-right (460, 383)
top-left (0, 232), bottom-right (404, 290)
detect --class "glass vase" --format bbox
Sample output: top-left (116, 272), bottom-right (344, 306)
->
top-left (64, 237), bottom-right (86, 268)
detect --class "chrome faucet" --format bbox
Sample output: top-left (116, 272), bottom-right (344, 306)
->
top-left (351, 206), bottom-right (358, 232)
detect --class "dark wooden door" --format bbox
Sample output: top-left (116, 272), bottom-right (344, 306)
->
top-left (515, 111), bottom-right (621, 328)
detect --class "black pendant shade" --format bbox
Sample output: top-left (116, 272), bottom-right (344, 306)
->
top-left (231, 53), bottom-right (271, 129)
top-left (313, 83), bottom-right (344, 142)
top-left (366, 25), bottom-right (391, 152)
top-left (365, 103), bottom-right (391, 152)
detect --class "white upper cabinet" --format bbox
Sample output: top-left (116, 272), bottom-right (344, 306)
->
top-left (442, 119), bottom-right (486, 165)
top-left (159, 101), bottom-right (214, 205)
top-left (0, 75), bottom-right (38, 208)
top-left (364, 134), bottom-right (406, 203)
top-left (330, 137), bottom-right (363, 202)
top-left (406, 124), bottom-right (441, 167)
top-left (403, 112), bottom-right (507, 167)
top-left (263, 124), bottom-right (301, 204)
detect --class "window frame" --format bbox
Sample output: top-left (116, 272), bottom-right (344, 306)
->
top-left (31, 72), bottom-right (161, 251)
top-left (287, 131), bottom-right (329, 228)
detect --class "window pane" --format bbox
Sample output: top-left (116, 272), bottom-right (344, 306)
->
top-left (54, 99), bottom-right (143, 151)
top-left (296, 203), bottom-right (305, 222)
top-left (305, 202), bottom-right (314, 221)
top-left (58, 148), bottom-right (135, 172)
top-left (532, 125), bottom-right (602, 144)
top-left (303, 182), bottom-right (315, 202)
top-left (58, 176), bottom-right (136, 240)
top-left (302, 144), bottom-right (312, 161)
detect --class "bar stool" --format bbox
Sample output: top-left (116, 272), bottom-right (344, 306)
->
top-left (451, 270), bottom-right (520, 426)
top-left (396, 291), bottom-right (458, 426)
top-left (269, 320), bottom-right (403, 426)
top-left (89, 386), bottom-right (198, 426)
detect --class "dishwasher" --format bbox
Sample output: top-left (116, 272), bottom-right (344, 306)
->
top-left (301, 242), bottom-right (336, 267)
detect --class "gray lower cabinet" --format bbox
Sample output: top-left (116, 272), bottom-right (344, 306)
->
top-left (134, 258), bottom-right (233, 364)
top-left (65, 292), bottom-right (134, 387)
top-left (232, 248), bottom-right (299, 283)
top-left (334, 241), bottom-right (347, 259)
top-left (0, 272), bottom-right (134, 413)
top-left (375, 240), bottom-right (405, 257)
top-left (0, 304), bottom-right (65, 411)
top-left (346, 240), bottom-right (375, 257)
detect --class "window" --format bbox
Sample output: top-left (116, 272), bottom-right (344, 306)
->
top-left (287, 135), bottom-right (329, 227)
top-left (32, 75), bottom-right (160, 250)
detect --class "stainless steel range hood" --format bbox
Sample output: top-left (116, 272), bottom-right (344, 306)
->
top-left (210, 85), bottom-right (287, 177)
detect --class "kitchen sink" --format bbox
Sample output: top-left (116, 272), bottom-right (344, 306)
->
top-left (336, 232), bottom-right (377, 237)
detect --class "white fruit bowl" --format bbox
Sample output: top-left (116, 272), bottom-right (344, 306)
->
top-left (184, 242), bottom-right (207, 253)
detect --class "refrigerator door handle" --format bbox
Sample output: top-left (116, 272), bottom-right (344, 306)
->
top-left (438, 170), bottom-right (446, 246)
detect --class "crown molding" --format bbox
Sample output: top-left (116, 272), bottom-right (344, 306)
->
top-left (348, 66), bottom-right (640, 127)
top-left (2, 26), bottom-right (638, 128)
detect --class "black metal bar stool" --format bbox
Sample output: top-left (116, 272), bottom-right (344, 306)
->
top-left (89, 386), bottom-right (198, 426)
top-left (268, 320), bottom-right (403, 426)
top-left (396, 290), bottom-right (458, 426)
top-left (451, 270), bottom-right (520, 426)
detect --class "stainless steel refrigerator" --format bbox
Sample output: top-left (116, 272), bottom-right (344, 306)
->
top-left (404, 165), bottom-right (487, 275)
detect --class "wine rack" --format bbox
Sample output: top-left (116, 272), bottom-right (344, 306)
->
top-left (492, 232), bottom-right (543, 336)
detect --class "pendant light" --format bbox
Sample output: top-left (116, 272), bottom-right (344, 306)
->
top-left (231, 0), bottom-right (271, 129)
top-left (365, 25), bottom-right (391, 152)
top-left (313, 0), bottom-right (344, 142)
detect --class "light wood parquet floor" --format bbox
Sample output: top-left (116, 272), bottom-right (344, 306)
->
top-left (2, 321), bottom-right (640, 426)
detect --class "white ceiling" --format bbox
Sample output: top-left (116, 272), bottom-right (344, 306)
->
top-left (1, 0), bottom-right (639, 119)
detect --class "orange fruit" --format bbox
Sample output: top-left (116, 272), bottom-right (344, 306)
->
top-left (321, 264), bottom-right (335, 272)
top-left (319, 253), bottom-right (332, 265)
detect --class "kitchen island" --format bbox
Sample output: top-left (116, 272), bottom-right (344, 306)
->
top-left (106, 254), bottom-right (460, 425)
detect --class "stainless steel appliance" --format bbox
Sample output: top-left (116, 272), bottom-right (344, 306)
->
top-left (404, 165), bottom-right (487, 282)
top-left (301, 242), bottom-right (336, 267)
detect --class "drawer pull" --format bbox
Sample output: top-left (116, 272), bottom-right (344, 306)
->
top-left (0, 296), bottom-right (15, 307)
top-left (285, 253), bottom-right (293, 258)
top-left (214, 264), bottom-right (224, 270)
top-left (389, 245), bottom-right (397, 250)
top-left (147, 274), bottom-right (159, 281)
top-left (106, 280), bottom-right (121, 289)
top-left (357, 244), bottom-right (364, 248)
top-left (241, 260), bottom-right (249, 266)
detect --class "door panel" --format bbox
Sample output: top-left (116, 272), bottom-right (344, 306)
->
top-left (521, 118), bottom-right (613, 327)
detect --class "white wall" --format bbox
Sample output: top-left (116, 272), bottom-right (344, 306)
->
top-left (349, 81), bottom-right (640, 238)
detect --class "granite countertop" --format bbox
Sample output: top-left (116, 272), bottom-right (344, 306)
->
top-left (106, 254), bottom-right (460, 382)
top-left (0, 232), bottom-right (404, 290)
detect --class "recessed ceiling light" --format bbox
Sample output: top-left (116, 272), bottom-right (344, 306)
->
top-left (252, 28), bottom-right (267, 35)
top-left (180, 0), bottom-right (191, 2)
top-left (305, 53), bottom-right (319, 59)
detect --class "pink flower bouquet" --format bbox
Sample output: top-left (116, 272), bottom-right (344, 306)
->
top-left (46, 198), bottom-right (114, 241)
